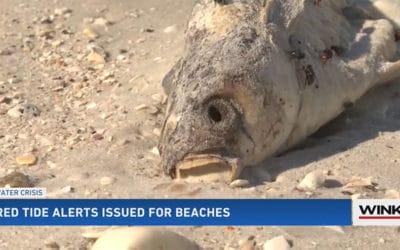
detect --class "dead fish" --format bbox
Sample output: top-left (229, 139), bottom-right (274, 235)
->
top-left (158, 0), bottom-right (400, 179)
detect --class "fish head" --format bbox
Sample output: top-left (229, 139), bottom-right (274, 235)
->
top-left (159, 0), bottom-right (301, 178)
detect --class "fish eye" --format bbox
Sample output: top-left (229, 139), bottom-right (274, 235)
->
top-left (203, 97), bottom-right (238, 128)
top-left (208, 105), bottom-right (222, 123)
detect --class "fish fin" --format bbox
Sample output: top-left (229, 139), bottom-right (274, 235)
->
top-left (162, 59), bottom-right (181, 95)
top-left (377, 60), bottom-right (400, 84)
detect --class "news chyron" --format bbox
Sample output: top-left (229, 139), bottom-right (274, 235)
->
top-left (0, 188), bottom-right (46, 199)
top-left (353, 199), bottom-right (400, 226)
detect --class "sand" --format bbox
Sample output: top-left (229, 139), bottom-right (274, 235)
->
top-left (0, 0), bottom-right (400, 249)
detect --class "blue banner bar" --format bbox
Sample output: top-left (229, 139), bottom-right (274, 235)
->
top-left (0, 199), bottom-right (351, 226)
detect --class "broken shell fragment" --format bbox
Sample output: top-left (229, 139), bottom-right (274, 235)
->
top-left (385, 189), bottom-right (400, 199)
top-left (86, 51), bottom-right (105, 65)
top-left (230, 179), bottom-right (250, 188)
top-left (296, 170), bottom-right (325, 191)
top-left (83, 28), bottom-right (99, 39)
top-left (341, 176), bottom-right (378, 194)
top-left (16, 154), bottom-right (38, 166)
top-left (175, 154), bottom-right (243, 183)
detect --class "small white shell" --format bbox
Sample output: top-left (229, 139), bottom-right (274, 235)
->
top-left (297, 171), bottom-right (325, 191)
top-left (263, 236), bottom-right (291, 250)
top-left (91, 227), bottom-right (199, 250)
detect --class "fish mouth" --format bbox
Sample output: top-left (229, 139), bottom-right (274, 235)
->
top-left (174, 154), bottom-right (244, 183)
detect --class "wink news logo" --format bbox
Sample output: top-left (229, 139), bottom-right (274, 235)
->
top-left (359, 205), bottom-right (400, 219)
top-left (353, 200), bottom-right (400, 225)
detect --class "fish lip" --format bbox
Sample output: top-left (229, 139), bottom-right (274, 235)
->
top-left (179, 153), bottom-right (227, 164)
top-left (162, 147), bottom-right (228, 178)
top-left (173, 153), bottom-right (244, 181)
